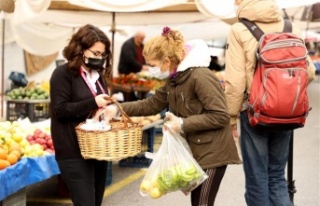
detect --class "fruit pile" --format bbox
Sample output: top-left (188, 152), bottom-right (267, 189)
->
top-left (111, 73), bottom-right (165, 91)
top-left (140, 163), bottom-right (202, 199)
top-left (0, 143), bottom-right (22, 170)
top-left (0, 121), bottom-right (54, 170)
top-left (26, 129), bottom-right (55, 156)
top-left (6, 87), bottom-right (49, 100)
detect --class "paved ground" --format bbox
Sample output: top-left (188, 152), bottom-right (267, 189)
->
top-left (26, 80), bottom-right (319, 206)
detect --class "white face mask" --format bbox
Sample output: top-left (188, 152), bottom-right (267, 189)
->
top-left (148, 66), bottom-right (170, 80)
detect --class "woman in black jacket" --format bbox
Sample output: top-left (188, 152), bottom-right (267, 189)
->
top-left (50, 24), bottom-right (112, 206)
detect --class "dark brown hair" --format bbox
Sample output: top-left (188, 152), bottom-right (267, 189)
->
top-left (63, 24), bottom-right (112, 79)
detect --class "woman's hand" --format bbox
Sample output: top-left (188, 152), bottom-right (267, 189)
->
top-left (232, 124), bottom-right (239, 139)
top-left (93, 104), bottom-right (118, 124)
top-left (163, 112), bottom-right (183, 134)
top-left (95, 94), bottom-right (111, 107)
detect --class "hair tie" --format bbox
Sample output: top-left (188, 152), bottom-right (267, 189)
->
top-left (161, 26), bottom-right (171, 37)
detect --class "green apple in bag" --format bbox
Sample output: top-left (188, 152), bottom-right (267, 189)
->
top-left (140, 179), bottom-right (152, 193)
top-left (149, 187), bottom-right (163, 199)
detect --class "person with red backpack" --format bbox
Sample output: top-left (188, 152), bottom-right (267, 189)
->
top-left (225, 0), bottom-right (316, 205)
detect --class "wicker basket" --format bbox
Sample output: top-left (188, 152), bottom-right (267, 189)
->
top-left (75, 98), bottom-right (143, 161)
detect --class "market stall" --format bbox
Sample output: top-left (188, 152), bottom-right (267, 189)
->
top-left (0, 111), bottom-right (164, 204)
top-left (0, 154), bottom-right (59, 203)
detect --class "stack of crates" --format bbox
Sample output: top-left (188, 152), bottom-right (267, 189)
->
top-left (6, 100), bottom-right (50, 122)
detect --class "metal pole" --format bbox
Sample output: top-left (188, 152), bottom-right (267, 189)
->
top-left (111, 12), bottom-right (116, 66)
top-left (287, 132), bottom-right (296, 205)
top-left (1, 15), bottom-right (5, 119)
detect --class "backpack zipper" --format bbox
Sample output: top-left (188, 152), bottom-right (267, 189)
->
top-left (260, 39), bottom-right (307, 64)
top-left (292, 73), bottom-right (301, 114)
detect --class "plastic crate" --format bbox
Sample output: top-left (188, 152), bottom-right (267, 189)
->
top-left (1, 188), bottom-right (26, 206)
top-left (6, 100), bottom-right (50, 122)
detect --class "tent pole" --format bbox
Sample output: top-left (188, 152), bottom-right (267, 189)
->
top-left (111, 12), bottom-right (115, 67)
top-left (1, 16), bottom-right (5, 120)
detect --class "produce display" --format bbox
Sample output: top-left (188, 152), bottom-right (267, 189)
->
top-left (110, 72), bottom-right (165, 92)
top-left (0, 113), bottom-right (160, 171)
top-left (5, 81), bottom-right (50, 100)
top-left (130, 114), bottom-right (161, 126)
top-left (0, 120), bottom-right (54, 170)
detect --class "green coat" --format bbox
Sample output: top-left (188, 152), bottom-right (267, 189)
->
top-left (121, 67), bottom-right (241, 169)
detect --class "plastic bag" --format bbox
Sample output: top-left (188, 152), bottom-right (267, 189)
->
top-left (139, 129), bottom-right (208, 199)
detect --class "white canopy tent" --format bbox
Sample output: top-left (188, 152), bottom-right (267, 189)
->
top-left (0, 0), bottom-right (319, 118)
top-left (1, 0), bottom-right (319, 55)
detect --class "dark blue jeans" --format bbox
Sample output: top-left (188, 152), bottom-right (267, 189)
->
top-left (240, 111), bottom-right (292, 206)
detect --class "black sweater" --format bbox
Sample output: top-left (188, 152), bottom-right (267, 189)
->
top-left (50, 64), bottom-right (107, 160)
top-left (118, 37), bottom-right (145, 75)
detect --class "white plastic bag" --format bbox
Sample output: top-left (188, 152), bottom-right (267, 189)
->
top-left (139, 129), bottom-right (208, 199)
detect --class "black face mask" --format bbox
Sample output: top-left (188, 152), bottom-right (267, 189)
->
top-left (83, 56), bottom-right (105, 71)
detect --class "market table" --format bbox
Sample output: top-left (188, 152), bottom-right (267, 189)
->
top-left (0, 154), bottom-right (59, 202)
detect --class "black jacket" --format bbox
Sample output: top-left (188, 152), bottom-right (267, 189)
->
top-left (118, 37), bottom-right (145, 75)
top-left (50, 64), bottom-right (107, 160)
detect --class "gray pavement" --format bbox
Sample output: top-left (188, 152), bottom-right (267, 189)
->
top-left (26, 80), bottom-right (320, 206)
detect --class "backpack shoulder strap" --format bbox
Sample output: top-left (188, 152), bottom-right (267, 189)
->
top-left (239, 18), bottom-right (264, 41)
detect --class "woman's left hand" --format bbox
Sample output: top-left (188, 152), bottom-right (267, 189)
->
top-left (95, 94), bottom-right (111, 107)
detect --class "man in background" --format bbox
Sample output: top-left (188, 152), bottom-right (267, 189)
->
top-left (118, 31), bottom-right (148, 75)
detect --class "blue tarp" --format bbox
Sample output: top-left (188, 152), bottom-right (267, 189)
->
top-left (0, 155), bottom-right (60, 201)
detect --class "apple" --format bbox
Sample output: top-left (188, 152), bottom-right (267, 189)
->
top-left (26, 135), bottom-right (34, 142)
top-left (149, 187), bottom-right (162, 199)
top-left (41, 144), bottom-right (48, 150)
top-left (140, 179), bottom-right (152, 193)
top-left (38, 132), bottom-right (46, 139)
top-left (35, 138), bottom-right (42, 144)
top-left (156, 178), bottom-right (169, 192)
top-left (34, 129), bottom-right (42, 135)
top-left (33, 133), bottom-right (39, 140)
top-left (29, 140), bottom-right (36, 145)
top-left (184, 164), bottom-right (197, 175)
top-left (47, 139), bottom-right (53, 148)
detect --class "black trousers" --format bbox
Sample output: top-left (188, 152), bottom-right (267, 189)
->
top-left (191, 165), bottom-right (227, 206)
top-left (57, 158), bottom-right (108, 206)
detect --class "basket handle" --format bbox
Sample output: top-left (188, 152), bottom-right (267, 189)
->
top-left (104, 96), bottom-right (137, 128)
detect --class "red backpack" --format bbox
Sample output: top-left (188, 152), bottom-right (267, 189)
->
top-left (240, 18), bottom-right (310, 131)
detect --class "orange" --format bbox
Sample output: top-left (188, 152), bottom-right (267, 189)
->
top-left (9, 150), bottom-right (21, 159)
top-left (7, 154), bottom-right (18, 165)
top-left (0, 159), bottom-right (10, 170)
top-left (0, 148), bottom-right (7, 160)
top-left (9, 142), bottom-right (21, 154)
